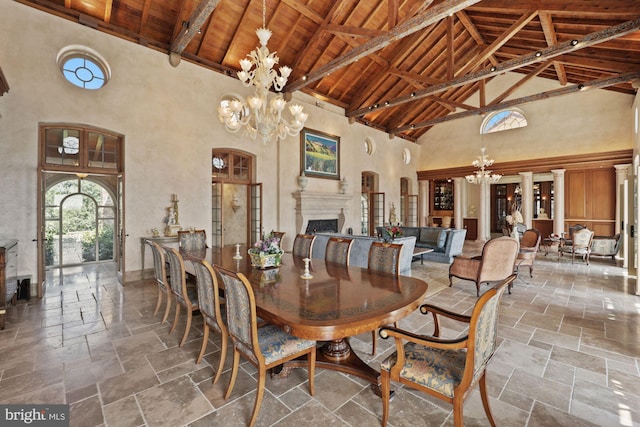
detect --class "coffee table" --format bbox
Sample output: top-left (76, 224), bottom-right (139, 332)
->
top-left (412, 247), bottom-right (434, 264)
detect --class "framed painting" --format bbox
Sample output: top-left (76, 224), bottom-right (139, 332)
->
top-left (300, 128), bottom-right (340, 180)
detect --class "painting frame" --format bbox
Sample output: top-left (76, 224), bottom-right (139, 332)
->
top-left (300, 128), bottom-right (340, 180)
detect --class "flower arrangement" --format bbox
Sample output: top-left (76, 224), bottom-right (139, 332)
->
top-left (248, 230), bottom-right (283, 268)
top-left (382, 225), bottom-right (403, 242)
top-left (505, 209), bottom-right (523, 227)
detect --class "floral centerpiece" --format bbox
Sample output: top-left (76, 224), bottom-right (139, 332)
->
top-left (382, 225), bottom-right (403, 242)
top-left (248, 230), bottom-right (283, 269)
top-left (505, 207), bottom-right (524, 239)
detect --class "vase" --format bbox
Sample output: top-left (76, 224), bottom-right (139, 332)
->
top-left (248, 250), bottom-right (283, 269)
top-left (511, 226), bottom-right (519, 241)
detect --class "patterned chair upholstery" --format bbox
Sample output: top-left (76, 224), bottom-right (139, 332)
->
top-left (367, 241), bottom-right (403, 355)
top-left (590, 234), bottom-right (621, 262)
top-left (561, 224), bottom-right (586, 247)
top-left (379, 275), bottom-right (516, 427)
top-left (214, 265), bottom-right (316, 427)
top-left (449, 237), bottom-right (519, 296)
top-left (190, 258), bottom-right (227, 384)
top-left (558, 228), bottom-right (594, 264)
top-left (325, 237), bottom-right (353, 266)
top-left (516, 228), bottom-right (541, 277)
top-left (292, 234), bottom-right (316, 258)
top-left (147, 241), bottom-right (172, 324)
top-left (177, 229), bottom-right (207, 251)
top-left (164, 247), bottom-right (199, 347)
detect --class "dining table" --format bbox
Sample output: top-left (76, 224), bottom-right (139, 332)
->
top-left (181, 244), bottom-right (429, 394)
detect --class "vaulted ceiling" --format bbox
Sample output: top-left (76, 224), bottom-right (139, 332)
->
top-left (15, 0), bottom-right (640, 142)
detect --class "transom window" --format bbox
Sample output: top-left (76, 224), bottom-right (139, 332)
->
top-left (481, 108), bottom-right (528, 134)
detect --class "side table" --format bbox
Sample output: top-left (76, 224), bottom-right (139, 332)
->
top-left (140, 236), bottom-right (179, 279)
top-left (541, 238), bottom-right (560, 256)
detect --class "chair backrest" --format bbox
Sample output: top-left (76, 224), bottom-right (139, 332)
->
top-left (573, 228), bottom-right (594, 249)
top-left (520, 229), bottom-right (541, 250)
top-left (178, 229), bottom-right (207, 251)
top-left (477, 237), bottom-right (519, 283)
top-left (191, 258), bottom-right (224, 332)
top-left (148, 240), bottom-right (169, 290)
top-left (214, 266), bottom-right (261, 365)
top-left (568, 224), bottom-right (585, 241)
top-left (293, 234), bottom-right (316, 258)
top-left (465, 275), bottom-right (513, 386)
top-left (368, 241), bottom-right (403, 275)
top-left (325, 237), bottom-right (353, 266)
top-left (272, 231), bottom-right (285, 247)
top-left (164, 247), bottom-right (191, 307)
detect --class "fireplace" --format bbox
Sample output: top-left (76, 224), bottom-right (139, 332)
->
top-left (293, 191), bottom-right (351, 235)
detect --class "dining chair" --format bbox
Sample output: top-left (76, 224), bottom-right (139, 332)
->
top-left (449, 236), bottom-right (519, 296)
top-left (325, 237), bottom-right (353, 266)
top-left (177, 229), bottom-right (207, 251)
top-left (147, 240), bottom-right (172, 323)
top-left (367, 241), bottom-right (403, 355)
top-left (515, 228), bottom-right (541, 277)
top-left (214, 265), bottom-right (316, 427)
top-left (272, 231), bottom-right (285, 247)
top-left (164, 247), bottom-right (199, 347)
top-left (379, 274), bottom-right (516, 427)
top-left (190, 258), bottom-right (227, 384)
top-left (558, 227), bottom-right (595, 264)
top-left (292, 234), bottom-right (316, 258)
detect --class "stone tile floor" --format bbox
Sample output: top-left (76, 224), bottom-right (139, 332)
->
top-left (0, 245), bottom-right (639, 426)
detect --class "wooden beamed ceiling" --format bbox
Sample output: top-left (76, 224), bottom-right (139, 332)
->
top-left (14, 0), bottom-right (640, 142)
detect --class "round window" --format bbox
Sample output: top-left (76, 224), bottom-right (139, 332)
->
top-left (57, 45), bottom-right (111, 90)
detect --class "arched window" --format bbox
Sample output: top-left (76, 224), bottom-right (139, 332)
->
top-left (481, 108), bottom-right (528, 134)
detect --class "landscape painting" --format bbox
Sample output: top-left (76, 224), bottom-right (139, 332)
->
top-left (301, 128), bottom-right (340, 179)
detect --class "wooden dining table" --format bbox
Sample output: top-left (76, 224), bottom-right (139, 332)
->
top-left (181, 245), bottom-right (429, 393)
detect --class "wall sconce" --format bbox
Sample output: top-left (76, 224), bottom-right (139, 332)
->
top-left (231, 195), bottom-right (241, 213)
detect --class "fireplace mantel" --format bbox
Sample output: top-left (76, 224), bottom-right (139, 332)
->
top-left (292, 191), bottom-right (351, 234)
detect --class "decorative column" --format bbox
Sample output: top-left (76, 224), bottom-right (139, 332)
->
top-left (419, 180), bottom-right (429, 226)
top-left (478, 181), bottom-right (490, 241)
top-left (551, 169), bottom-right (565, 236)
top-left (453, 177), bottom-right (465, 230)
top-left (519, 172), bottom-right (533, 229)
top-left (614, 164), bottom-right (631, 234)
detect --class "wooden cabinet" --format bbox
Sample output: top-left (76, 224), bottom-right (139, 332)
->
top-left (463, 218), bottom-right (478, 240)
top-left (433, 180), bottom-right (453, 211)
top-left (0, 240), bottom-right (18, 330)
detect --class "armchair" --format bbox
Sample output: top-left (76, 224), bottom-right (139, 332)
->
top-left (515, 228), bottom-right (541, 277)
top-left (379, 275), bottom-right (516, 427)
top-left (449, 237), bottom-right (519, 296)
top-left (558, 228), bottom-right (594, 264)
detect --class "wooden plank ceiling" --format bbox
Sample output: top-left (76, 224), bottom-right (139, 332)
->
top-left (14, 0), bottom-right (640, 142)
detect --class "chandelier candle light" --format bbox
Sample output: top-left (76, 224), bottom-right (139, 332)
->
top-left (218, 0), bottom-right (308, 144)
top-left (465, 146), bottom-right (502, 184)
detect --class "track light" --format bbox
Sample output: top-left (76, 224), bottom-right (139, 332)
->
top-left (571, 39), bottom-right (579, 46)
top-left (535, 51), bottom-right (542, 57)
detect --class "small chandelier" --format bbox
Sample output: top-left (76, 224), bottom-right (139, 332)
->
top-left (218, 0), bottom-right (308, 144)
top-left (465, 147), bottom-right (502, 184)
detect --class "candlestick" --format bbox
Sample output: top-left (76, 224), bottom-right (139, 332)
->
top-left (233, 243), bottom-right (242, 260)
top-left (301, 257), bottom-right (313, 279)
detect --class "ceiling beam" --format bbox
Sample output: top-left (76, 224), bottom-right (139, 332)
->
top-left (392, 71), bottom-right (640, 133)
top-left (539, 12), bottom-right (567, 86)
top-left (170, 0), bottom-right (220, 54)
top-left (285, 0), bottom-right (482, 93)
top-left (348, 17), bottom-right (640, 118)
top-left (488, 59), bottom-right (552, 106)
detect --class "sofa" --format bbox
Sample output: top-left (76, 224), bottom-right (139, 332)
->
top-left (590, 234), bottom-right (621, 262)
top-left (378, 226), bottom-right (467, 264)
top-left (311, 233), bottom-right (417, 274)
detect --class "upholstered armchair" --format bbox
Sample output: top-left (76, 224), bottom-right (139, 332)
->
top-left (449, 237), bottom-right (519, 296)
top-left (558, 228), bottom-right (594, 264)
top-left (516, 228), bottom-right (541, 277)
top-left (379, 275), bottom-right (516, 427)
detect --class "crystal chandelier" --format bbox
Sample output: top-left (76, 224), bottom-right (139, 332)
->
top-left (465, 147), bottom-right (502, 184)
top-left (217, 0), bottom-right (308, 144)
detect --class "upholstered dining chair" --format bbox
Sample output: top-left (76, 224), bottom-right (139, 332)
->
top-left (164, 247), bottom-right (199, 347)
top-left (515, 228), bottom-right (541, 277)
top-left (449, 236), bottom-right (519, 296)
top-left (177, 229), bottom-right (207, 251)
top-left (148, 240), bottom-right (172, 324)
top-left (292, 234), bottom-right (316, 258)
top-left (558, 228), bottom-right (594, 264)
top-left (325, 237), bottom-right (353, 266)
top-left (214, 265), bottom-right (316, 427)
top-left (379, 274), bottom-right (516, 427)
top-left (190, 258), bottom-right (227, 384)
top-left (367, 241), bottom-right (403, 355)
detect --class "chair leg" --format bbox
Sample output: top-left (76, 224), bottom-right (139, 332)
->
top-left (224, 349), bottom-right (240, 400)
top-left (154, 287), bottom-right (163, 315)
top-left (453, 396), bottom-right (464, 427)
top-left (475, 283), bottom-right (480, 297)
top-left (249, 367), bottom-right (267, 427)
top-left (180, 309), bottom-right (192, 347)
top-left (169, 304), bottom-right (181, 334)
top-left (448, 275), bottom-right (453, 287)
top-left (162, 292), bottom-right (172, 324)
top-left (196, 324), bottom-right (210, 364)
top-left (479, 372), bottom-right (497, 427)
top-left (371, 330), bottom-right (376, 355)
top-left (381, 369), bottom-right (391, 427)
top-left (308, 347), bottom-right (316, 396)
top-left (213, 330), bottom-right (228, 385)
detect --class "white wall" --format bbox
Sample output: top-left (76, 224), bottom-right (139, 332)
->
top-left (0, 2), bottom-right (419, 279)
